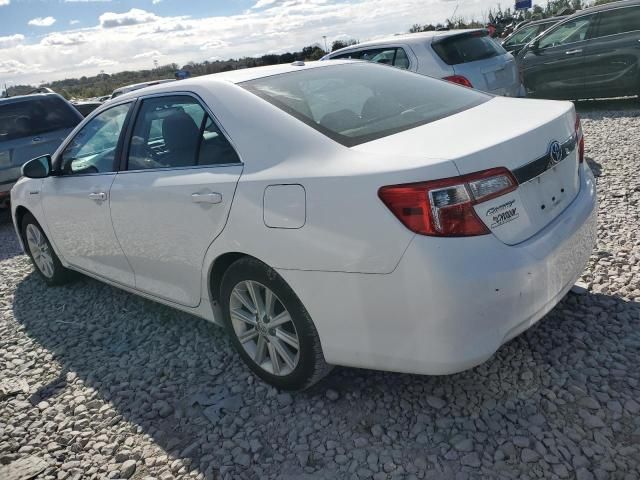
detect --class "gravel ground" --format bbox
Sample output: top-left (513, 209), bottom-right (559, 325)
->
top-left (1, 107), bottom-right (640, 480)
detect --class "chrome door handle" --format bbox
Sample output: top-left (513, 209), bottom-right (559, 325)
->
top-left (565, 49), bottom-right (582, 55)
top-left (191, 192), bottom-right (222, 204)
top-left (88, 192), bottom-right (107, 201)
top-left (32, 137), bottom-right (42, 143)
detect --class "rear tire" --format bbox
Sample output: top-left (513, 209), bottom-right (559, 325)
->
top-left (21, 213), bottom-right (73, 286)
top-left (220, 257), bottom-right (332, 391)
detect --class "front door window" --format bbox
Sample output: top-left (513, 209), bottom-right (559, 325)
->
top-left (59, 103), bottom-right (131, 175)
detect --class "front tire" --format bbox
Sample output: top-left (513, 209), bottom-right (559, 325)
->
top-left (220, 257), bottom-right (332, 391)
top-left (21, 213), bottom-right (73, 286)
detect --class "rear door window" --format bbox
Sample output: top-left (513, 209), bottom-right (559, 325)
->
top-left (594, 6), bottom-right (640, 38)
top-left (432, 32), bottom-right (507, 65)
top-left (126, 95), bottom-right (240, 171)
top-left (0, 96), bottom-right (80, 142)
top-left (333, 47), bottom-right (411, 69)
top-left (241, 63), bottom-right (489, 147)
top-left (538, 16), bottom-right (595, 48)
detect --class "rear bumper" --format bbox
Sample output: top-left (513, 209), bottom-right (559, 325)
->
top-left (278, 164), bottom-right (597, 375)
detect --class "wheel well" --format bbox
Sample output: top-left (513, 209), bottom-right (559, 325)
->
top-left (14, 206), bottom-right (30, 243)
top-left (209, 252), bottom-right (249, 303)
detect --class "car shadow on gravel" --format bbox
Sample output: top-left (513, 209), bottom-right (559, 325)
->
top-left (10, 269), bottom-right (640, 479)
top-left (0, 219), bottom-right (23, 262)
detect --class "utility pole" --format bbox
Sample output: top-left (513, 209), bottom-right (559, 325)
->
top-left (322, 35), bottom-right (328, 53)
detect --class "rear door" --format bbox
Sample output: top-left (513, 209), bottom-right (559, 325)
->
top-left (109, 94), bottom-right (243, 307)
top-left (581, 4), bottom-right (640, 98)
top-left (431, 31), bottom-right (520, 96)
top-left (0, 96), bottom-right (81, 190)
top-left (520, 14), bottom-right (598, 99)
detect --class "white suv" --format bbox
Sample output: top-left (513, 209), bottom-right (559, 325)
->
top-left (322, 29), bottom-right (525, 97)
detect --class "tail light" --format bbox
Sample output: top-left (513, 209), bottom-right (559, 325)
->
top-left (575, 114), bottom-right (584, 163)
top-left (443, 75), bottom-right (473, 88)
top-left (379, 167), bottom-right (518, 237)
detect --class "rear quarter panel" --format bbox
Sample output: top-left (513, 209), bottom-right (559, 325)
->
top-left (191, 80), bottom-right (459, 281)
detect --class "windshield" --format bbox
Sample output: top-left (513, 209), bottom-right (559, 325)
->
top-left (0, 96), bottom-right (80, 142)
top-left (240, 63), bottom-right (489, 147)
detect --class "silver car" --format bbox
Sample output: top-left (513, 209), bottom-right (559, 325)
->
top-left (322, 29), bottom-right (525, 97)
top-left (0, 93), bottom-right (82, 208)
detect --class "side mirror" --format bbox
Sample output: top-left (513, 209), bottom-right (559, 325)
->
top-left (530, 40), bottom-right (540, 51)
top-left (22, 155), bottom-right (52, 179)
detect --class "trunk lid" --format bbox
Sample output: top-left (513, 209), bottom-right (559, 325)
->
top-left (453, 54), bottom-right (520, 96)
top-left (353, 97), bottom-right (579, 245)
top-left (430, 30), bottom-right (521, 96)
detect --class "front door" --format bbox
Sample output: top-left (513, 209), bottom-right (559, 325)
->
top-left (109, 94), bottom-right (243, 307)
top-left (582, 5), bottom-right (640, 98)
top-left (42, 102), bottom-right (136, 287)
top-left (521, 14), bottom-right (597, 99)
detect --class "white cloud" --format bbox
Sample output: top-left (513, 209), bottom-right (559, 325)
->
top-left (0, 0), bottom-right (10, 5)
top-left (251, 0), bottom-right (278, 8)
top-left (78, 56), bottom-right (117, 67)
top-left (133, 50), bottom-right (163, 59)
top-left (28, 16), bottom-right (57, 27)
top-left (64, 0), bottom-right (112, 2)
top-left (0, 59), bottom-right (41, 74)
top-left (152, 0), bottom-right (162, 4)
top-left (0, 33), bottom-right (24, 49)
top-left (99, 8), bottom-right (159, 28)
top-left (40, 32), bottom-right (87, 46)
top-left (70, 20), bottom-right (80, 25)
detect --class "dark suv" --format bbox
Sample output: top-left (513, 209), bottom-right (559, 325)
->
top-left (517, 0), bottom-right (640, 100)
top-left (0, 93), bottom-right (82, 208)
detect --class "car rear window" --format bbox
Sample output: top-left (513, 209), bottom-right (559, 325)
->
top-left (240, 63), bottom-right (489, 147)
top-left (432, 31), bottom-right (507, 65)
top-left (0, 96), bottom-right (80, 142)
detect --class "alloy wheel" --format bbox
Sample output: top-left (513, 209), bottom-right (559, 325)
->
top-left (229, 280), bottom-right (300, 376)
top-left (25, 223), bottom-right (55, 278)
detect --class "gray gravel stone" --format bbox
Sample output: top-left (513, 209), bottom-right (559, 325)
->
top-left (120, 460), bottom-right (136, 479)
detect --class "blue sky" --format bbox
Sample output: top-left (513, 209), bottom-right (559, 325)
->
top-left (0, 0), bottom-right (524, 86)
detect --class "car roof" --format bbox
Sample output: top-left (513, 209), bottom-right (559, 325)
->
top-left (328, 29), bottom-right (486, 55)
top-left (112, 60), bottom-right (359, 102)
top-left (0, 92), bottom-right (66, 106)
top-left (522, 16), bottom-right (567, 26)
top-left (112, 79), bottom-right (174, 94)
top-left (567, 0), bottom-right (639, 16)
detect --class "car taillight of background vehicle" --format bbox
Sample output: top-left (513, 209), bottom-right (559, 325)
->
top-left (443, 75), bottom-right (473, 88)
top-left (379, 167), bottom-right (518, 237)
top-left (576, 114), bottom-right (584, 163)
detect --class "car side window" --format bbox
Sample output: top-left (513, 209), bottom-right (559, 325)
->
top-left (334, 48), bottom-right (410, 69)
top-left (60, 103), bottom-right (131, 175)
top-left (127, 95), bottom-right (240, 171)
top-left (504, 25), bottom-right (538, 46)
top-left (538, 16), bottom-right (594, 49)
top-left (594, 6), bottom-right (640, 38)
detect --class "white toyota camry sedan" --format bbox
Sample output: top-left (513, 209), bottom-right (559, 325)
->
top-left (11, 61), bottom-right (597, 390)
